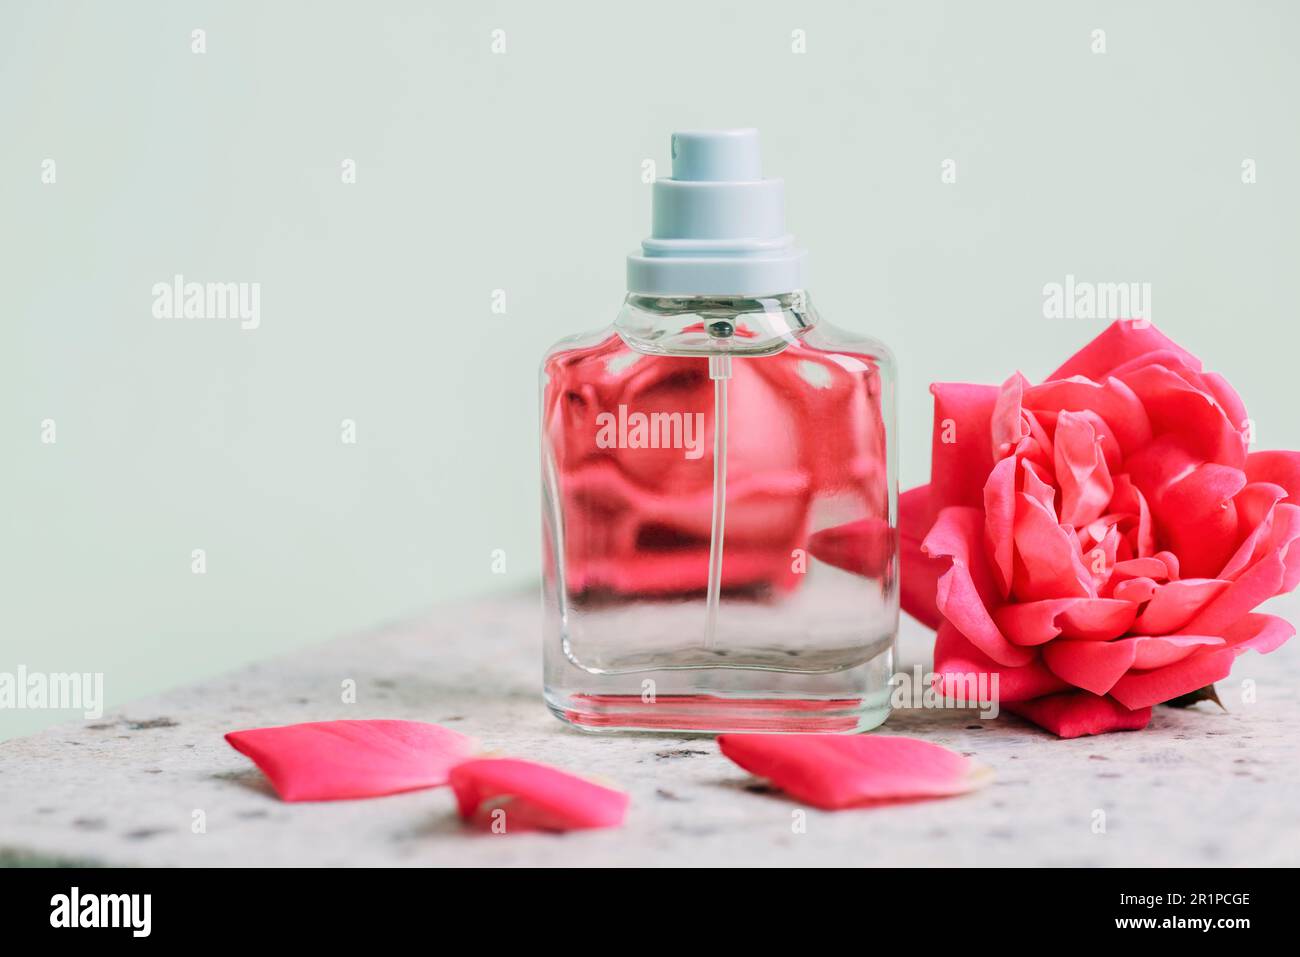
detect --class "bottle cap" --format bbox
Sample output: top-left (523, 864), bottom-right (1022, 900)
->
top-left (626, 129), bottom-right (808, 297)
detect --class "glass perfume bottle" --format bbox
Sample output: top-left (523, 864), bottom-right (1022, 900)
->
top-left (540, 129), bottom-right (897, 734)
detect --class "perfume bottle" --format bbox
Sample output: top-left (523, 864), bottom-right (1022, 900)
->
top-left (540, 129), bottom-right (897, 733)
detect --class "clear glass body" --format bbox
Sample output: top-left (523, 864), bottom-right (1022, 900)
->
top-left (540, 293), bottom-right (897, 733)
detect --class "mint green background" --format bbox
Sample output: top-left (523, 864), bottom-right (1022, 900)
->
top-left (3, 0), bottom-right (1298, 740)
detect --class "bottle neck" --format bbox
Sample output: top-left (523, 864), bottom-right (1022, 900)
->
top-left (615, 292), bottom-right (817, 357)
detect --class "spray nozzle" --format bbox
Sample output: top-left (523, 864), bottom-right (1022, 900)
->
top-left (670, 129), bottom-right (762, 182)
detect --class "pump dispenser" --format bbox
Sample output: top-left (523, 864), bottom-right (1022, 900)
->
top-left (540, 129), bottom-right (898, 734)
top-left (627, 129), bottom-right (806, 297)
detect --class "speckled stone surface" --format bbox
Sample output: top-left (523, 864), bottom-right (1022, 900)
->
top-left (2, 591), bottom-right (1297, 867)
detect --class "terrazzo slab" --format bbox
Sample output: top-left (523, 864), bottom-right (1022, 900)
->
top-left (2, 591), bottom-right (1297, 867)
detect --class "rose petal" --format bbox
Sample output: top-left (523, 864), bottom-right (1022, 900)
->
top-left (1246, 450), bottom-right (1300, 504)
top-left (1024, 376), bottom-right (1152, 457)
top-left (1108, 613), bottom-right (1293, 711)
top-left (1125, 434), bottom-right (1203, 511)
top-left (1042, 638), bottom-right (1139, 695)
top-left (448, 758), bottom-right (629, 831)
top-left (992, 596), bottom-right (1135, 645)
top-left (1105, 347), bottom-right (1202, 379)
top-left (1005, 691), bottom-right (1151, 738)
top-left (1044, 634), bottom-right (1228, 695)
top-left (1153, 463), bottom-right (1247, 578)
top-left (1220, 482), bottom-right (1288, 580)
top-left (717, 733), bottom-right (988, 810)
top-left (1221, 611), bottom-right (1296, 655)
top-left (982, 456), bottom-right (1018, 597)
top-left (899, 484), bottom-right (944, 628)
top-left (994, 598), bottom-right (1081, 646)
top-left (1110, 556), bottom-right (1170, 582)
top-left (990, 373), bottom-right (1030, 459)
top-left (930, 382), bottom-right (1000, 510)
top-left (1020, 457), bottom-right (1057, 513)
top-left (934, 621), bottom-right (1069, 703)
top-left (1054, 411), bottom-right (1115, 528)
top-left (923, 507), bottom-right (1033, 666)
top-left (1181, 545), bottom-right (1288, 635)
top-left (1058, 597), bottom-right (1140, 640)
top-left (1119, 363), bottom-right (1246, 468)
top-left (1130, 578), bottom-right (1229, 635)
top-left (1130, 634), bottom-right (1225, 669)
top-left (1113, 576), bottom-right (1158, 604)
top-left (1155, 550), bottom-right (1182, 580)
top-left (1047, 320), bottom-right (1200, 382)
top-left (224, 720), bottom-right (477, 802)
top-left (1109, 647), bottom-right (1237, 710)
top-left (1012, 492), bottom-right (1095, 601)
top-left (1108, 474), bottom-right (1156, 558)
top-left (1200, 370), bottom-right (1250, 439)
top-left (1080, 522), bottom-right (1121, 593)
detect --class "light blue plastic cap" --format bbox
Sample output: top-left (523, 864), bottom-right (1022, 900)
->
top-left (626, 129), bottom-right (808, 297)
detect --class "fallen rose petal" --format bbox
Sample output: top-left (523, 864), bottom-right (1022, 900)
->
top-left (225, 719), bottom-right (477, 802)
top-left (1005, 691), bottom-right (1151, 738)
top-left (448, 758), bottom-right (629, 832)
top-left (717, 733), bottom-right (989, 810)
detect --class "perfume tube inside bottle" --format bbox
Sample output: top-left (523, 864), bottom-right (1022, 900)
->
top-left (703, 352), bottom-right (732, 649)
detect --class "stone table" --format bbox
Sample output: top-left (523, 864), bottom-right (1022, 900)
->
top-left (2, 590), bottom-right (1297, 867)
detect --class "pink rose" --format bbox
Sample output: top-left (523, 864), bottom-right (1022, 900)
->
top-left (902, 321), bottom-right (1300, 737)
